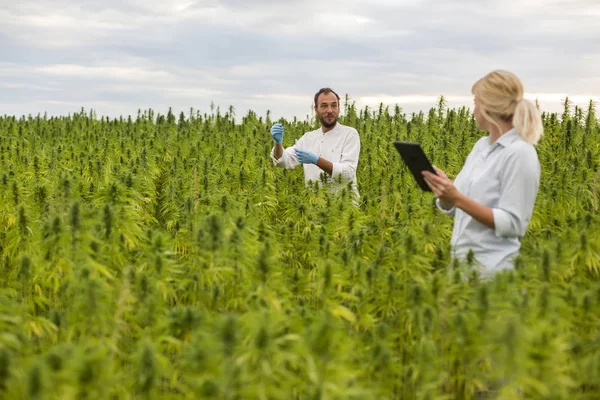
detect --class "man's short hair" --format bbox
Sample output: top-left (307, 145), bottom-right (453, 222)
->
top-left (314, 88), bottom-right (340, 108)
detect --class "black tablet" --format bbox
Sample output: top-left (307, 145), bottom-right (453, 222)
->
top-left (393, 141), bottom-right (436, 191)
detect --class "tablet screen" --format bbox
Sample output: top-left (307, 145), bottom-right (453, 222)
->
top-left (393, 141), bottom-right (436, 192)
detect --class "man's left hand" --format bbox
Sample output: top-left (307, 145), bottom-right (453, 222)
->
top-left (295, 148), bottom-right (319, 164)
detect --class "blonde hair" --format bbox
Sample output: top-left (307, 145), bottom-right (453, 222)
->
top-left (471, 70), bottom-right (543, 145)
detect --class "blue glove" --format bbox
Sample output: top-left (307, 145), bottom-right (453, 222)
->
top-left (295, 148), bottom-right (319, 164)
top-left (270, 123), bottom-right (284, 144)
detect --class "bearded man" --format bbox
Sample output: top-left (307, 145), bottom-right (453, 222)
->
top-left (269, 87), bottom-right (361, 199)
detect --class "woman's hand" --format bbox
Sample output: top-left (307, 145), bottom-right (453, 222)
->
top-left (422, 166), bottom-right (462, 208)
top-left (424, 166), bottom-right (495, 229)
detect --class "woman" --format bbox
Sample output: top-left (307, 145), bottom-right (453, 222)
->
top-left (423, 70), bottom-right (543, 279)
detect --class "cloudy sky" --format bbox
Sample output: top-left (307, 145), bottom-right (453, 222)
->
top-left (1, 0), bottom-right (599, 120)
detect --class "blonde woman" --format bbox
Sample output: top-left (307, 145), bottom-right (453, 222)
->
top-left (423, 70), bottom-right (543, 279)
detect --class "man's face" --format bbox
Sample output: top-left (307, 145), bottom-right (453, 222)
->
top-left (315, 92), bottom-right (339, 129)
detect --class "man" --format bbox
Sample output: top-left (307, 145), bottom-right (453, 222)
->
top-left (269, 87), bottom-right (361, 199)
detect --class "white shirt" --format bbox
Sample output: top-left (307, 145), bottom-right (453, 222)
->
top-left (436, 128), bottom-right (540, 278)
top-left (270, 122), bottom-right (361, 198)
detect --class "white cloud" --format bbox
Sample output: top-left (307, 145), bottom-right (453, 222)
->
top-left (524, 93), bottom-right (599, 103)
top-left (0, 0), bottom-right (598, 119)
top-left (356, 92), bottom-right (598, 116)
top-left (360, 95), bottom-right (472, 105)
top-left (251, 94), bottom-right (310, 102)
top-left (0, 81), bottom-right (60, 91)
top-left (32, 64), bottom-right (174, 81)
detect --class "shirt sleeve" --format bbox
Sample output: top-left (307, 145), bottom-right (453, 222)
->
top-left (436, 137), bottom-right (489, 218)
top-left (492, 144), bottom-right (540, 238)
top-left (270, 134), bottom-right (304, 169)
top-left (330, 129), bottom-right (360, 181)
top-left (436, 198), bottom-right (456, 217)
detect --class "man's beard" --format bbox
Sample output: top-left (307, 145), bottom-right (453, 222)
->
top-left (319, 114), bottom-right (338, 129)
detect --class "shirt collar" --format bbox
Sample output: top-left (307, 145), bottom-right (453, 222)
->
top-left (481, 128), bottom-right (519, 158)
top-left (321, 122), bottom-right (341, 134)
top-left (495, 128), bottom-right (520, 147)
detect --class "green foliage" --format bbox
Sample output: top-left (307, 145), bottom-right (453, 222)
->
top-left (0, 100), bottom-right (598, 399)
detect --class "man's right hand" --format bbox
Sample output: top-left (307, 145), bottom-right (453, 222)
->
top-left (270, 123), bottom-right (284, 144)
